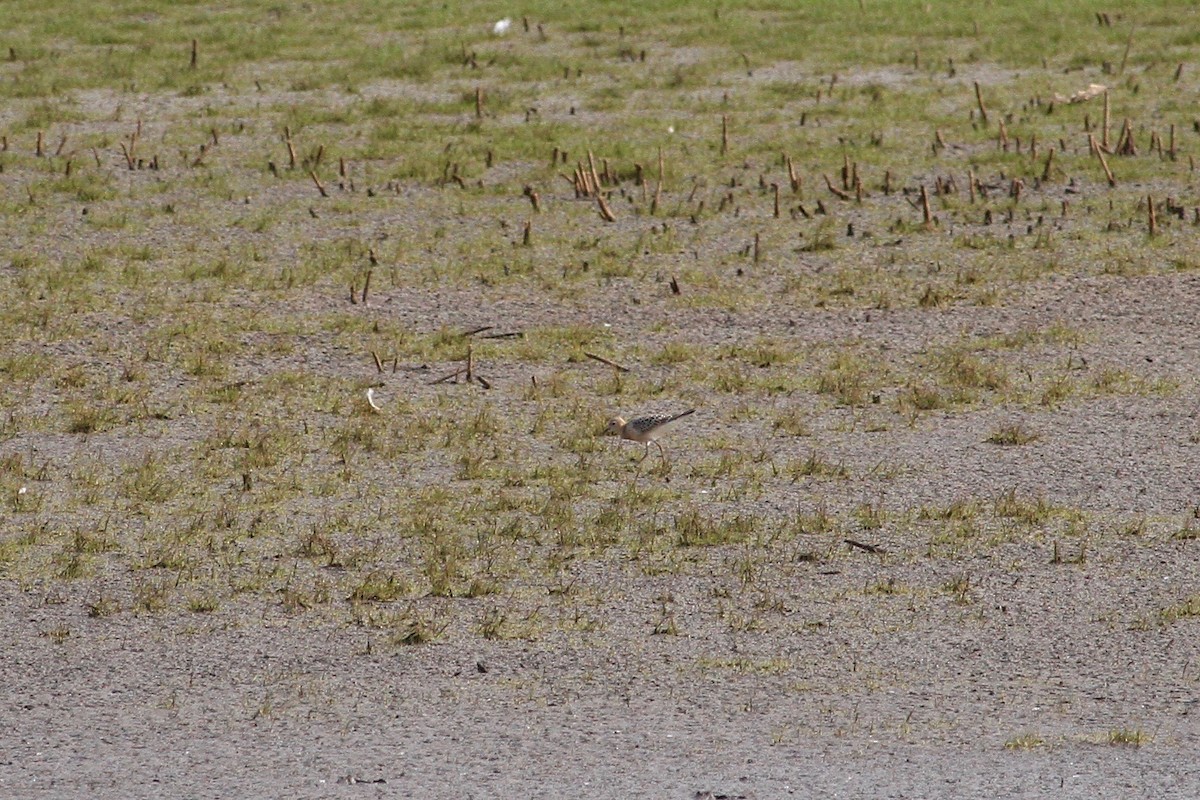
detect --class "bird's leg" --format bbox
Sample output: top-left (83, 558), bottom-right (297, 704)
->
top-left (638, 442), bottom-right (650, 463)
top-left (655, 440), bottom-right (667, 466)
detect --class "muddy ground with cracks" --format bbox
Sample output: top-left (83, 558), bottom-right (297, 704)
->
top-left (3, 20), bottom-right (1200, 799)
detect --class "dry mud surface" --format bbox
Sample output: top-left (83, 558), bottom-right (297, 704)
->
top-left (4, 273), bottom-right (1200, 798)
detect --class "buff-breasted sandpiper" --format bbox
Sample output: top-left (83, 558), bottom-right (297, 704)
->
top-left (604, 409), bottom-right (695, 469)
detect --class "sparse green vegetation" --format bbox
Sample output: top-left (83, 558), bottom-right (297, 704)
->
top-left (987, 423), bottom-right (1039, 446)
top-left (1004, 733), bottom-right (1046, 750)
top-left (1106, 728), bottom-right (1150, 747)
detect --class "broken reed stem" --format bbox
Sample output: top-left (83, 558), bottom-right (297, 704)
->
top-left (587, 150), bottom-right (602, 191)
top-left (522, 219), bottom-right (532, 246)
top-left (1119, 30), bottom-right (1134, 74)
top-left (371, 351), bottom-right (384, 373)
top-left (651, 147), bottom-right (664, 215)
top-left (753, 232), bottom-right (761, 264)
top-left (309, 170), bottom-right (328, 197)
top-left (361, 269), bottom-right (371, 304)
top-left (475, 86), bottom-right (484, 119)
top-left (190, 39), bottom-right (198, 69)
top-left (35, 130), bottom-right (43, 157)
top-left (786, 154), bottom-right (800, 193)
top-left (920, 184), bottom-right (932, 227)
top-left (1041, 148), bottom-right (1055, 182)
top-left (1116, 119), bottom-right (1136, 156)
top-left (284, 127), bottom-right (297, 169)
top-left (1091, 135), bottom-right (1116, 186)
top-left (1147, 195), bottom-right (1157, 235)
top-left (466, 344), bottom-right (474, 383)
top-left (973, 81), bottom-right (989, 125)
top-left (721, 114), bottom-right (729, 155)
top-left (596, 193), bottom-right (617, 222)
top-left (822, 174), bottom-right (852, 200)
top-left (772, 183), bottom-right (780, 218)
top-left (1102, 90), bottom-right (1110, 151)
top-left (524, 185), bottom-right (541, 211)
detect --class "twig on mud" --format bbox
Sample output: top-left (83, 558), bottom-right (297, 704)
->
top-left (429, 344), bottom-right (493, 389)
top-left (584, 352), bottom-right (630, 372)
top-left (845, 538), bottom-right (886, 554)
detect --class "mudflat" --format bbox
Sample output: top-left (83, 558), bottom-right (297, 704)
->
top-left (2, 3), bottom-right (1200, 797)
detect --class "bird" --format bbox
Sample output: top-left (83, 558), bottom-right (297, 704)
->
top-left (604, 409), bottom-right (695, 470)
